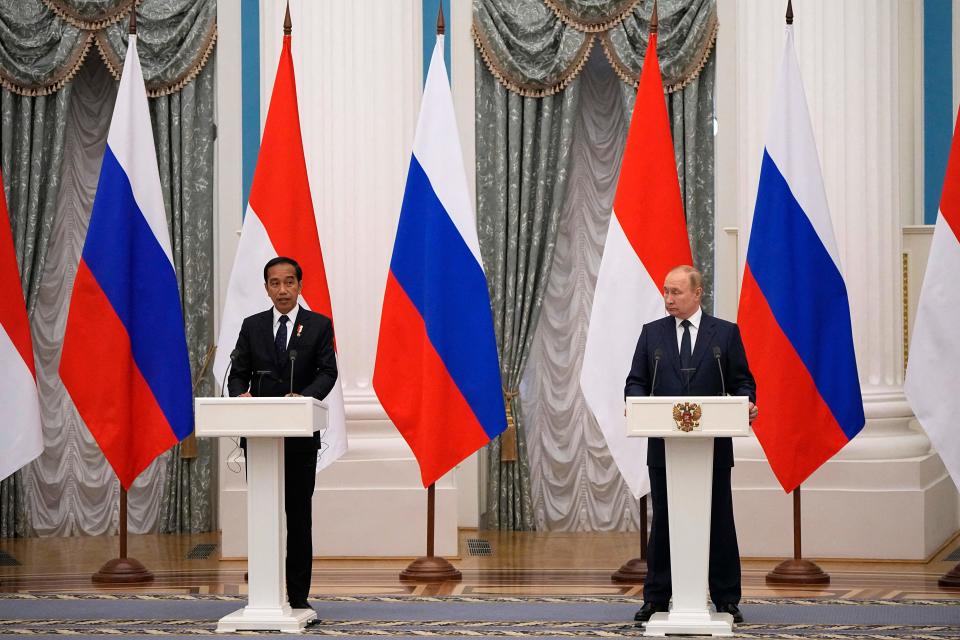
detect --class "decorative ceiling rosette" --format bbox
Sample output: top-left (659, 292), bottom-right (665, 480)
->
top-left (0, 0), bottom-right (215, 97)
top-left (474, 0), bottom-right (717, 97)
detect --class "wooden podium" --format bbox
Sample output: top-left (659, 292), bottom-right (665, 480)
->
top-left (195, 397), bottom-right (327, 633)
top-left (626, 396), bottom-right (750, 637)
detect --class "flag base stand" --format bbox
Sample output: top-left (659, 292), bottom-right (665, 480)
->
top-left (611, 557), bottom-right (647, 583)
top-left (765, 558), bottom-right (830, 585)
top-left (92, 488), bottom-right (154, 584)
top-left (400, 556), bottom-right (462, 582)
top-left (399, 483), bottom-right (462, 582)
top-left (767, 487), bottom-right (830, 586)
top-left (938, 563), bottom-right (960, 588)
top-left (92, 557), bottom-right (154, 584)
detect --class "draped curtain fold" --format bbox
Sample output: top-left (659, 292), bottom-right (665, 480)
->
top-left (152, 57), bottom-right (216, 534)
top-left (473, 0), bottom-right (716, 98)
top-left (474, 0), bottom-right (715, 530)
top-left (0, 0), bottom-right (215, 537)
top-left (0, 0), bottom-right (215, 97)
top-left (476, 56), bottom-right (581, 531)
top-left (0, 85), bottom-right (72, 538)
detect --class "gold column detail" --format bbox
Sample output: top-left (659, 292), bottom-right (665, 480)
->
top-left (500, 389), bottom-right (519, 462)
top-left (902, 252), bottom-right (909, 375)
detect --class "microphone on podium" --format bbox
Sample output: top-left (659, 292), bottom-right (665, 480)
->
top-left (288, 349), bottom-right (298, 396)
top-left (220, 348), bottom-right (239, 397)
top-left (713, 346), bottom-right (727, 396)
top-left (650, 348), bottom-right (663, 396)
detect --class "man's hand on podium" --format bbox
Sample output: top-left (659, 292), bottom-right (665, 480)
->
top-left (238, 392), bottom-right (252, 398)
top-left (749, 402), bottom-right (758, 424)
top-left (285, 393), bottom-right (303, 397)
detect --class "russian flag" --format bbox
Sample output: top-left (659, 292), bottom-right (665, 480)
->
top-left (373, 36), bottom-right (506, 488)
top-left (0, 169), bottom-right (43, 482)
top-left (60, 32), bottom-right (193, 490)
top-left (737, 23), bottom-right (864, 493)
top-left (580, 26), bottom-right (692, 499)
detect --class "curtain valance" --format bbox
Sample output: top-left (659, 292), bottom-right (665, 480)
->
top-left (0, 0), bottom-right (215, 97)
top-left (473, 0), bottom-right (716, 97)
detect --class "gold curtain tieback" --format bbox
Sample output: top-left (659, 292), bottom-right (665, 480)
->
top-left (500, 388), bottom-right (520, 462)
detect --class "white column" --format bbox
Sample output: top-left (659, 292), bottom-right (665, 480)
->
top-left (716, 0), bottom-right (958, 559)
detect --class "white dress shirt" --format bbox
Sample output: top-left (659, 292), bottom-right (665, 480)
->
top-left (675, 306), bottom-right (703, 353)
top-left (272, 305), bottom-right (300, 349)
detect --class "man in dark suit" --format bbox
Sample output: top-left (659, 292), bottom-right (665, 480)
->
top-left (228, 256), bottom-right (338, 612)
top-left (625, 265), bottom-right (757, 624)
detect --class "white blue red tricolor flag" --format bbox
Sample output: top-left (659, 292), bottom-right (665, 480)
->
top-left (738, 24), bottom-right (864, 493)
top-left (580, 28), bottom-right (692, 499)
top-left (60, 33), bottom-right (193, 490)
top-left (374, 36), bottom-right (506, 488)
top-left (212, 22), bottom-right (348, 470)
top-left (905, 110), bottom-right (960, 491)
top-left (0, 169), bottom-right (43, 482)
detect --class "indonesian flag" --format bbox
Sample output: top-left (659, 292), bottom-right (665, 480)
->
top-left (0, 170), bottom-right (43, 481)
top-left (212, 25), bottom-right (347, 469)
top-left (905, 108), bottom-right (960, 491)
top-left (579, 29), bottom-right (692, 498)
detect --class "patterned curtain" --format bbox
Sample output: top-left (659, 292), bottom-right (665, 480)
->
top-left (0, 85), bottom-right (72, 538)
top-left (152, 57), bottom-right (216, 534)
top-left (476, 58), bottom-right (581, 531)
top-left (474, 0), bottom-right (716, 530)
top-left (0, 0), bottom-right (216, 537)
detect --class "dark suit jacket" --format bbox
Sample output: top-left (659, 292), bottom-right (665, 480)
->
top-left (624, 312), bottom-right (755, 468)
top-left (228, 306), bottom-right (338, 450)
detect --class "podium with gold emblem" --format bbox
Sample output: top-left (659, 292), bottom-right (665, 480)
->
top-left (626, 396), bottom-right (750, 637)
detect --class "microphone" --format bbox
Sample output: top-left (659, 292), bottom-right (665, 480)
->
top-left (254, 370), bottom-right (272, 397)
top-left (221, 348), bottom-right (239, 397)
top-left (288, 349), bottom-right (298, 396)
top-left (713, 346), bottom-right (727, 396)
top-left (650, 348), bottom-right (663, 396)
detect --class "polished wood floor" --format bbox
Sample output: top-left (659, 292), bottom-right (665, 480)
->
top-left (1, 529), bottom-right (959, 600)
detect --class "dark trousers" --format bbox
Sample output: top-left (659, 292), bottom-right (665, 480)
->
top-left (643, 464), bottom-right (741, 606)
top-left (283, 440), bottom-right (318, 605)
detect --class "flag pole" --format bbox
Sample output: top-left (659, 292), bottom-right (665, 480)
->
top-left (399, 482), bottom-right (462, 582)
top-left (611, 0), bottom-right (659, 586)
top-left (92, 485), bottom-right (154, 583)
top-left (90, 9), bottom-right (153, 586)
top-left (762, 0), bottom-right (829, 590)
top-left (765, 485), bottom-right (829, 585)
top-left (398, 8), bottom-right (461, 583)
top-left (397, 2), bottom-right (462, 586)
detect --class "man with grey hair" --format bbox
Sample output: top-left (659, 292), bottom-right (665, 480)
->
top-left (626, 265), bottom-right (758, 624)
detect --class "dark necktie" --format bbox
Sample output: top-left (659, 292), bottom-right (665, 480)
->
top-left (275, 314), bottom-right (289, 362)
top-left (680, 319), bottom-right (692, 369)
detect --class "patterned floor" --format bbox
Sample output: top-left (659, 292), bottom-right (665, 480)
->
top-left (1, 530), bottom-right (959, 637)
top-left (0, 593), bottom-right (958, 638)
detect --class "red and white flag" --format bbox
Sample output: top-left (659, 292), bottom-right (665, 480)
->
top-left (0, 170), bottom-right (43, 481)
top-left (905, 110), bottom-right (960, 490)
top-left (579, 30), bottom-right (692, 498)
top-left (212, 25), bottom-right (347, 469)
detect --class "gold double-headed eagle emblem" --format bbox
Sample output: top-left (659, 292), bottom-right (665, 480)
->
top-left (672, 401), bottom-right (702, 432)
